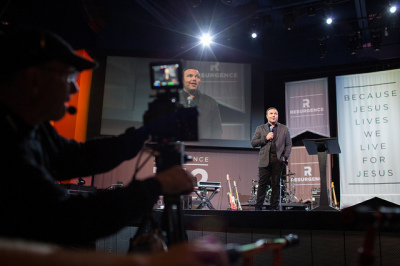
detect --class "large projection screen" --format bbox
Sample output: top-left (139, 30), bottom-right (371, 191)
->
top-left (100, 56), bottom-right (252, 147)
top-left (336, 68), bottom-right (400, 208)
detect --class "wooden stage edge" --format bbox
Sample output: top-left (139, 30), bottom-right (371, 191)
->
top-left (141, 206), bottom-right (397, 233)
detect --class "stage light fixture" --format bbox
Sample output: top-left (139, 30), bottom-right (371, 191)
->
top-left (200, 33), bottom-right (212, 46)
top-left (324, 1), bottom-right (334, 25)
top-left (249, 13), bottom-right (270, 39)
top-left (390, 4), bottom-right (397, 13)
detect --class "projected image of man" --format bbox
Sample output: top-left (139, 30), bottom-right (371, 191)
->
top-left (180, 67), bottom-right (222, 139)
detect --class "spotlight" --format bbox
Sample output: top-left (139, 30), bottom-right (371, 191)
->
top-left (200, 33), bottom-right (212, 46)
top-left (324, 1), bottom-right (334, 25)
top-left (389, 4), bottom-right (397, 13)
top-left (249, 13), bottom-right (270, 39)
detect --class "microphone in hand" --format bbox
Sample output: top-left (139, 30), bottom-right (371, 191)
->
top-left (269, 125), bottom-right (274, 140)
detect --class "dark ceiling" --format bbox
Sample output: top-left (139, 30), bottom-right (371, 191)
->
top-left (1, 0), bottom-right (399, 71)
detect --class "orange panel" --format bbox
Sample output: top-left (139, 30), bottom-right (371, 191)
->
top-left (53, 50), bottom-right (94, 142)
top-left (52, 50), bottom-right (94, 185)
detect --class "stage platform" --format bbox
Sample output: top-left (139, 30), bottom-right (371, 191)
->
top-left (97, 206), bottom-right (400, 265)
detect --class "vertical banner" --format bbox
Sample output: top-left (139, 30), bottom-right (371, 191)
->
top-left (336, 69), bottom-right (400, 208)
top-left (285, 78), bottom-right (330, 138)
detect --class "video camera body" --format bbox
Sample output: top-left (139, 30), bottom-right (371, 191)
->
top-left (141, 61), bottom-right (198, 245)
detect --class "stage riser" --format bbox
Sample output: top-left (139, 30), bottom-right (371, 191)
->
top-left (97, 225), bottom-right (400, 265)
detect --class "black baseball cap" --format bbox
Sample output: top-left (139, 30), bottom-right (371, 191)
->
top-left (0, 25), bottom-right (98, 73)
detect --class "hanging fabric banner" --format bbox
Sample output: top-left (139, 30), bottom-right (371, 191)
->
top-left (285, 78), bottom-right (330, 138)
top-left (336, 69), bottom-right (400, 208)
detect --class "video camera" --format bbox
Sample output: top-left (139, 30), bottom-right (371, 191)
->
top-left (142, 61), bottom-right (198, 245)
top-left (143, 61), bottom-right (198, 144)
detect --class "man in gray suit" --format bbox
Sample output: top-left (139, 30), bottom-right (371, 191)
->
top-left (251, 107), bottom-right (292, 210)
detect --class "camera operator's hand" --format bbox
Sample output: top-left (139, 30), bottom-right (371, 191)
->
top-left (155, 165), bottom-right (195, 195)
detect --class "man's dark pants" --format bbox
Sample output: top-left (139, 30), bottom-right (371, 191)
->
top-left (255, 153), bottom-right (283, 210)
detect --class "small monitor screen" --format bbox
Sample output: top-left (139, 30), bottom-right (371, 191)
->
top-left (150, 62), bottom-right (182, 89)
